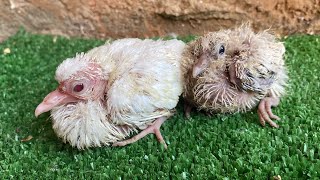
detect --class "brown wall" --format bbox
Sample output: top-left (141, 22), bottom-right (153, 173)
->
top-left (1, 0), bottom-right (319, 42)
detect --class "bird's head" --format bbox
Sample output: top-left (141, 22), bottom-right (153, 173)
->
top-left (192, 25), bottom-right (285, 93)
top-left (191, 31), bottom-right (229, 78)
top-left (35, 53), bottom-right (109, 117)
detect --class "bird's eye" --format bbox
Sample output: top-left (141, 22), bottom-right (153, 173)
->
top-left (73, 84), bottom-right (84, 92)
top-left (219, 45), bottom-right (225, 55)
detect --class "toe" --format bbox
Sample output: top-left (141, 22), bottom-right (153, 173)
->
top-left (269, 113), bottom-right (281, 120)
top-left (261, 111), bottom-right (278, 128)
top-left (265, 100), bottom-right (281, 120)
top-left (265, 119), bottom-right (279, 128)
top-left (258, 112), bottom-right (266, 127)
top-left (153, 128), bottom-right (167, 149)
top-left (185, 112), bottom-right (191, 119)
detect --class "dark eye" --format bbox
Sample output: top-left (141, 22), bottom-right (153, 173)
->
top-left (73, 84), bottom-right (84, 92)
top-left (219, 45), bottom-right (225, 55)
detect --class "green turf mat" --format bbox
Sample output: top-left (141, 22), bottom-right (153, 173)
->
top-left (0, 29), bottom-right (319, 179)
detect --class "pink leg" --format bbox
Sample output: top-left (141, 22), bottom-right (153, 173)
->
top-left (184, 103), bottom-right (192, 119)
top-left (257, 97), bottom-right (281, 128)
top-left (112, 116), bottom-right (168, 148)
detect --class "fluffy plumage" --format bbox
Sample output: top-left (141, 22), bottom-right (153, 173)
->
top-left (181, 25), bottom-right (288, 127)
top-left (35, 38), bottom-right (185, 149)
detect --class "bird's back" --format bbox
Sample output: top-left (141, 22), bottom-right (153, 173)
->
top-left (103, 38), bottom-right (185, 128)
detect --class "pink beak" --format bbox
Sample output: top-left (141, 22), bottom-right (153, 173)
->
top-left (35, 89), bottom-right (79, 117)
top-left (192, 53), bottom-right (210, 78)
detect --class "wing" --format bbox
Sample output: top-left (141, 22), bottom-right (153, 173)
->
top-left (104, 39), bottom-right (185, 129)
top-left (233, 28), bottom-right (286, 96)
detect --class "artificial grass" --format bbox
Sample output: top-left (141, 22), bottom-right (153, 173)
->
top-left (0, 29), bottom-right (320, 179)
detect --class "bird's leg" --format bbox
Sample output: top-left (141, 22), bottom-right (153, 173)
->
top-left (257, 96), bottom-right (281, 128)
top-left (204, 111), bottom-right (213, 117)
top-left (112, 116), bottom-right (168, 148)
top-left (184, 103), bottom-right (193, 119)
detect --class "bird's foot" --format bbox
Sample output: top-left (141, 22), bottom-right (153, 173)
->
top-left (112, 116), bottom-right (168, 148)
top-left (184, 103), bottom-right (192, 119)
top-left (257, 97), bottom-right (280, 128)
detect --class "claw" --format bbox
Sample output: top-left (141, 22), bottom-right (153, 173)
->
top-left (112, 116), bottom-right (168, 148)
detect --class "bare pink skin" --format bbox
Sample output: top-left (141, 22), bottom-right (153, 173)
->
top-left (258, 97), bottom-right (280, 128)
top-left (35, 65), bottom-right (108, 117)
top-left (112, 116), bottom-right (168, 148)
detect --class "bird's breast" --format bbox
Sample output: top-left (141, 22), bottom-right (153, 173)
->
top-left (191, 72), bottom-right (261, 113)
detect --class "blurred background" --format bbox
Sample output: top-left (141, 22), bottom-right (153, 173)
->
top-left (0, 0), bottom-right (319, 42)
